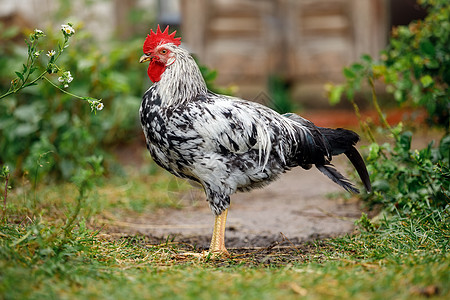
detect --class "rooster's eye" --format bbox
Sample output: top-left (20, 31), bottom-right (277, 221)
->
top-left (160, 49), bottom-right (167, 54)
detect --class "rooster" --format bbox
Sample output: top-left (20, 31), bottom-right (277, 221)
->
top-left (139, 26), bottom-right (371, 256)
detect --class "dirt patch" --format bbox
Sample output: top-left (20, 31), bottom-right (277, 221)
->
top-left (101, 155), bottom-right (365, 250)
top-left (108, 233), bottom-right (338, 267)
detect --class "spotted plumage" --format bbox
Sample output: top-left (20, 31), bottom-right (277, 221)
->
top-left (139, 26), bottom-right (371, 254)
top-left (139, 42), bottom-right (371, 215)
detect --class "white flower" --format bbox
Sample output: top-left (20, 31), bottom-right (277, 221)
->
top-left (96, 102), bottom-right (104, 111)
top-left (47, 50), bottom-right (56, 57)
top-left (87, 99), bottom-right (104, 112)
top-left (58, 71), bottom-right (74, 87)
top-left (34, 51), bottom-right (40, 57)
top-left (66, 71), bottom-right (73, 82)
top-left (32, 29), bottom-right (45, 40)
top-left (34, 29), bottom-right (44, 36)
top-left (61, 24), bottom-right (75, 36)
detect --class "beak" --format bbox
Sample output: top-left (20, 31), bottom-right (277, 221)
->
top-left (139, 54), bottom-right (152, 63)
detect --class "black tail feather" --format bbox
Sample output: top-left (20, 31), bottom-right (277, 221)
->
top-left (315, 164), bottom-right (360, 194)
top-left (284, 114), bottom-right (372, 193)
top-left (318, 127), bottom-right (360, 155)
top-left (345, 146), bottom-right (372, 193)
top-left (319, 127), bottom-right (372, 193)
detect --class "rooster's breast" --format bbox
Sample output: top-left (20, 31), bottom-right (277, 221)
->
top-left (140, 88), bottom-right (208, 181)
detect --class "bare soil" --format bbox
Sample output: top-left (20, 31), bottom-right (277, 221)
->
top-left (103, 153), bottom-right (364, 250)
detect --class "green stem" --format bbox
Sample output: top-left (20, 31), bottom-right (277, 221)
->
top-left (368, 77), bottom-right (394, 135)
top-left (349, 96), bottom-right (376, 144)
top-left (0, 38), bottom-right (67, 101)
top-left (22, 39), bottom-right (38, 84)
top-left (348, 77), bottom-right (389, 160)
top-left (2, 173), bottom-right (9, 221)
top-left (366, 77), bottom-right (390, 159)
top-left (63, 192), bottom-right (84, 238)
top-left (25, 70), bottom-right (48, 87)
top-left (0, 89), bottom-right (16, 101)
top-left (47, 185), bottom-right (85, 243)
top-left (0, 70), bottom-right (48, 100)
top-left (42, 76), bottom-right (86, 101)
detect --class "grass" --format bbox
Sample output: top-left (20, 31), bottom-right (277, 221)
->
top-left (1, 223), bottom-right (448, 299)
top-left (7, 159), bottom-right (190, 223)
top-left (0, 158), bottom-right (449, 299)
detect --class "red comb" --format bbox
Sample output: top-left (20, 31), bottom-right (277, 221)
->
top-left (143, 25), bottom-right (181, 53)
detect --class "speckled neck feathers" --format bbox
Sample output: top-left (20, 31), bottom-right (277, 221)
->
top-left (153, 46), bottom-right (207, 107)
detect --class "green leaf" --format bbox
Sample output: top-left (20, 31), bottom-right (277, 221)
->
top-left (398, 131), bottom-right (412, 151)
top-left (343, 67), bottom-right (356, 79)
top-left (394, 90), bottom-right (404, 102)
top-left (419, 40), bottom-right (436, 57)
top-left (15, 72), bottom-right (24, 82)
top-left (391, 122), bottom-right (403, 136)
top-left (368, 143), bottom-right (380, 160)
top-left (420, 75), bottom-right (434, 88)
top-left (328, 84), bottom-right (344, 105)
top-left (439, 135), bottom-right (450, 158)
top-left (361, 54), bottom-right (373, 63)
top-left (351, 63), bottom-right (365, 73)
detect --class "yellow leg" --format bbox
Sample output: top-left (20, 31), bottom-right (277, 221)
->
top-left (176, 208), bottom-right (229, 259)
top-left (209, 208), bottom-right (229, 256)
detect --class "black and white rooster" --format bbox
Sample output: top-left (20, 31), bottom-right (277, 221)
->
top-left (139, 26), bottom-right (371, 256)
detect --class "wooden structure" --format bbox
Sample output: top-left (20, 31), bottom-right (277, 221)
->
top-left (181, 0), bottom-right (388, 107)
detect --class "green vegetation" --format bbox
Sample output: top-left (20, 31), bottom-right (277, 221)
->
top-left (328, 0), bottom-right (449, 130)
top-left (1, 0), bottom-right (449, 299)
top-left (0, 22), bottom-right (145, 180)
top-left (1, 167), bottom-right (448, 299)
top-left (326, 0), bottom-right (449, 229)
top-left (1, 192), bottom-right (449, 299)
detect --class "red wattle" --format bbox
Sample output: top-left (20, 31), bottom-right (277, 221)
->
top-left (147, 62), bottom-right (166, 82)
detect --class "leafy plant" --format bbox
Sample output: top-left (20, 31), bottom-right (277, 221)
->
top-left (327, 0), bottom-right (449, 130)
top-left (354, 212), bottom-right (376, 232)
top-left (332, 73), bottom-right (449, 219)
top-left (0, 24), bottom-right (103, 111)
top-left (62, 155), bottom-right (104, 239)
top-left (0, 153), bottom-right (104, 297)
top-left (326, 0), bottom-right (449, 221)
top-left (0, 23), bottom-right (146, 180)
top-left (365, 130), bottom-right (449, 216)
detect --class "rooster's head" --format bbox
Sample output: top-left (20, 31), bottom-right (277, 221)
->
top-left (140, 25), bottom-right (182, 83)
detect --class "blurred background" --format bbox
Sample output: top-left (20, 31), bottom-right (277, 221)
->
top-left (1, 0), bottom-right (427, 106)
top-left (0, 0), bottom-right (429, 180)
